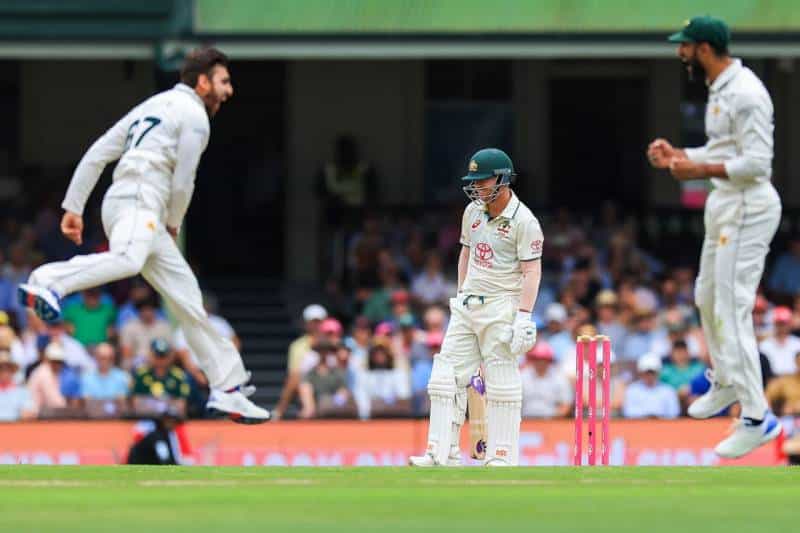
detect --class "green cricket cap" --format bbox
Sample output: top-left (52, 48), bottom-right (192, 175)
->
top-left (462, 148), bottom-right (514, 181)
top-left (668, 16), bottom-right (730, 51)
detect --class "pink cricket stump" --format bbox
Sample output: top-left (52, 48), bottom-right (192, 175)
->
top-left (601, 336), bottom-right (612, 466)
top-left (573, 337), bottom-right (585, 466)
top-left (587, 338), bottom-right (598, 466)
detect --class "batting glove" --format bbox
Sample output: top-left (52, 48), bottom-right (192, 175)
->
top-left (501, 311), bottom-right (537, 355)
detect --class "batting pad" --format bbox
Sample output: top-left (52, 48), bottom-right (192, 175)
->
top-left (426, 356), bottom-right (457, 465)
top-left (485, 360), bottom-right (522, 465)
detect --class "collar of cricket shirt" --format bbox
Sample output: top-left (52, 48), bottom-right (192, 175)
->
top-left (708, 58), bottom-right (742, 93)
top-left (174, 83), bottom-right (206, 110)
top-left (494, 190), bottom-right (521, 221)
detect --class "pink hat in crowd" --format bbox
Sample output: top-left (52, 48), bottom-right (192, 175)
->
top-left (320, 318), bottom-right (343, 335)
top-left (526, 342), bottom-right (555, 361)
top-left (374, 321), bottom-right (394, 337)
top-left (773, 306), bottom-right (792, 324)
top-left (426, 331), bottom-right (444, 348)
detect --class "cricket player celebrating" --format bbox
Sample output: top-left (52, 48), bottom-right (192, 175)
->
top-left (648, 16), bottom-right (781, 457)
top-left (410, 148), bottom-right (542, 466)
top-left (18, 48), bottom-right (269, 423)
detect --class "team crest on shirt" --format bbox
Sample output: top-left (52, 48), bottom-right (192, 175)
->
top-left (712, 105), bottom-right (720, 116)
top-left (496, 220), bottom-right (511, 238)
top-left (719, 235), bottom-right (728, 246)
top-left (474, 242), bottom-right (494, 268)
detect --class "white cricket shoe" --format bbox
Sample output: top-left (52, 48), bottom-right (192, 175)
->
top-left (18, 283), bottom-right (62, 324)
top-left (714, 411), bottom-right (782, 459)
top-left (484, 458), bottom-right (513, 467)
top-left (687, 370), bottom-right (737, 419)
top-left (408, 448), bottom-right (462, 467)
top-left (206, 388), bottom-right (270, 424)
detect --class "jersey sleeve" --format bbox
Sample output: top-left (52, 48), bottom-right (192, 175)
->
top-left (62, 109), bottom-right (137, 215)
top-left (723, 91), bottom-right (773, 184)
top-left (459, 204), bottom-right (474, 247)
top-left (517, 216), bottom-right (544, 261)
top-left (165, 108), bottom-right (210, 230)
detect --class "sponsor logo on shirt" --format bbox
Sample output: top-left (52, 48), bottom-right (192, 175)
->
top-left (471, 218), bottom-right (482, 230)
top-left (474, 242), bottom-right (494, 268)
top-left (530, 239), bottom-right (543, 255)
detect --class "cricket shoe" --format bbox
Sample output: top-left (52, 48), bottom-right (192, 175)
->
top-left (17, 283), bottom-right (62, 324)
top-left (714, 411), bottom-right (782, 459)
top-left (206, 388), bottom-right (270, 424)
top-left (484, 458), bottom-right (513, 467)
top-left (687, 370), bottom-right (737, 419)
top-left (408, 447), bottom-right (462, 467)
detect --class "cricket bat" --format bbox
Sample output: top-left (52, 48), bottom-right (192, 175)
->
top-left (467, 370), bottom-right (488, 460)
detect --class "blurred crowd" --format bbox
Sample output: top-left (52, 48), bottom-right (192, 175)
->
top-left (279, 204), bottom-right (800, 425)
top-left (4, 203), bottom-right (800, 432)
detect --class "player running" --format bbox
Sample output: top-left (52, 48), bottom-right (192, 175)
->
top-left (17, 47), bottom-right (269, 424)
top-left (410, 148), bottom-right (542, 466)
top-left (647, 16), bottom-right (781, 457)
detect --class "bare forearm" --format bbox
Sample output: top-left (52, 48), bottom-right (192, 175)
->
top-left (518, 260), bottom-right (541, 312)
top-left (457, 246), bottom-right (469, 291)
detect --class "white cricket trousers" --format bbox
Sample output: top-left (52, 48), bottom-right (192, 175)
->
top-left (28, 185), bottom-right (249, 391)
top-left (695, 182), bottom-right (781, 419)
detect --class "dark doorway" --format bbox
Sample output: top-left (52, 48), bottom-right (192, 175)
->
top-left (549, 77), bottom-right (647, 213)
top-left (183, 61), bottom-right (287, 277)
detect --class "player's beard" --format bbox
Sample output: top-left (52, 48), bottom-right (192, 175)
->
top-left (202, 91), bottom-right (223, 117)
top-left (683, 55), bottom-right (706, 84)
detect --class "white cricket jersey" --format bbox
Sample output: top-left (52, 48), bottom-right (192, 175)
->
top-left (684, 59), bottom-right (774, 192)
top-left (459, 192), bottom-right (543, 297)
top-left (62, 83), bottom-right (210, 230)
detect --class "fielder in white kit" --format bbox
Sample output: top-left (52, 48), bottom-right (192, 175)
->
top-left (648, 16), bottom-right (781, 457)
top-left (410, 148), bottom-right (542, 466)
top-left (18, 47), bottom-right (269, 423)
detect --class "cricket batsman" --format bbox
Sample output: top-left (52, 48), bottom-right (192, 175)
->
top-left (410, 148), bottom-right (542, 466)
top-left (17, 47), bottom-right (269, 423)
top-left (647, 16), bottom-right (781, 457)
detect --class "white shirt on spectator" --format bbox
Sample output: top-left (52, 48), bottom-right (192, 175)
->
top-left (411, 272), bottom-right (449, 305)
top-left (622, 380), bottom-right (680, 419)
top-left (353, 368), bottom-right (410, 419)
top-left (22, 333), bottom-right (95, 373)
top-left (521, 365), bottom-right (572, 418)
top-left (759, 335), bottom-right (800, 375)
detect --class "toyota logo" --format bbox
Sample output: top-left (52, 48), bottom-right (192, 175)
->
top-left (475, 242), bottom-right (494, 260)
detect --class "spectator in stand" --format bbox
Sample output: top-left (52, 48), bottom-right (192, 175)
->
top-left (0, 315), bottom-right (26, 379)
top-left (0, 265), bottom-right (15, 315)
top-left (0, 349), bottom-right (36, 421)
top-left (660, 340), bottom-right (705, 412)
top-left (620, 308), bottom-right (666, 362)
top-left (81, 342), bottom-right (130, 401)
top-left (115, 279), bottom-right (166, 330)
top-left (27, 342), bottom-right (68, 411)
top-left (120, 296), bottom-right (173, 370)
top-left (622, 353), bottom-right (680, 419)
top-left (344, 316), bottom-right (372, 373)
top-left (354, 344), bottom-right (411, 419)
top-left (273, 304), bottom-right (326, 420)
top-left (541, 303), bottom-right (574, 362)
top-left (2, 241), bottom-right (32, 288)
top-left (422, 305), bottom-right (447, 337)
top-left (391, 313), bottom-right (420, 372)
top-left (316, 134), bottom-right (377, 210)
top-left (768, 235), bottom-right (800, 300)
top-left (753, 294), bottom-right (772, 342)
top-left (759, 306), bottom-right (800, 376)
top-left (411, 331), bottom-right (441, 415)
top-left (362, 261), bottom-right (404, 323)
top-left (298, 341), bottom-right (352, 419)
top-left (131, 339), bottom-right (190, 417)
top-left (22, 317), bottom-right (95, 374)
top-left (62, 287), bottom-right (117, 347)
top-left (411, 252), bottom-right (449, 307)
top-left (766, 352), bottom-right (800, 416)
top-left (521, 342), bottom-right (572, 419)
top-left (595, 290), bottom-right (626, 354)
top-left (319, 317), bottom-right (344, 345)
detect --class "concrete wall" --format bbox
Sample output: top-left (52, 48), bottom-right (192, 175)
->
top-left (286, 60), bottom-right (425, 281)
top-left (20, 60), bottom-right (155, 169)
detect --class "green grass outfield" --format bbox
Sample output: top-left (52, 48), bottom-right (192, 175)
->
top-left (0, 466), bottom-right (798, 532)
